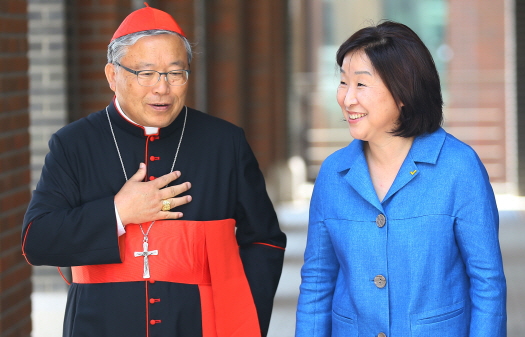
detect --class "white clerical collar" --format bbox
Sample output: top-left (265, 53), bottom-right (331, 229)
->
top-left (115, 97), bottom-right (159, 135)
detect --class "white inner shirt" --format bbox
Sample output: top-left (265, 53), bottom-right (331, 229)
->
top-left (115, 97), bottom-right (160, 135)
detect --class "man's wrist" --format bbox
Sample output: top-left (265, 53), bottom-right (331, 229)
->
top-left (114, 201), bottom-right (126, 236)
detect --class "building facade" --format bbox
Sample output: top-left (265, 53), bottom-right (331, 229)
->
top-left (0, 0), bottom-right (522, 335)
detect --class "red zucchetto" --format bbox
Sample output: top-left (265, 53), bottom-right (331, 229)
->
top-left (110, 2), bottom-right (185, 42)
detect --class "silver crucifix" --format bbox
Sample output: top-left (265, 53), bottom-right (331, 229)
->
top-left (134, 241), bottom-right (158, 278)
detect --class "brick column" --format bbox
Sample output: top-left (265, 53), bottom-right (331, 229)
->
top-left (0, 0), bottom-right (33, 336)
top-left (205, 0), bottom-right (246, 125)
top-left (205, 0), bottom-right (288, 172)
top-left (244, 0), bottom-right (288, 172)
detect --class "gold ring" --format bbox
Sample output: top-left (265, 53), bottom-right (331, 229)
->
top-left (161, 199), bottom-right (171, 211)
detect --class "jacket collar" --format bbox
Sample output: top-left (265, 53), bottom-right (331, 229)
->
top-left (335, 127), bottom-right (447, 173)
top-left (334, 127), bottom-right (447, 209)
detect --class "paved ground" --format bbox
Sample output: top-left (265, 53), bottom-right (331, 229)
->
top-left (31, 197), bottom-right (525, 336)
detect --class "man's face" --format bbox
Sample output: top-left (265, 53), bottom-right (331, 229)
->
top-left (105, 34), bottom-right (189, 128)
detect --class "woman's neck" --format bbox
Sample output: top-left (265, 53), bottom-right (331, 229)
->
top-left (365, 136), bottom-right (414, 168)
top-left (364, 136), bottom-right (414, 202)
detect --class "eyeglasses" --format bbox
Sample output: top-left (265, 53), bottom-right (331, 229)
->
top-left (115, 62), bottom-right (191, 87)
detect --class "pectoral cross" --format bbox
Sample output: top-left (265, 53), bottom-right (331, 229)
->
top-left (134, 241), bottom-right (158, 279)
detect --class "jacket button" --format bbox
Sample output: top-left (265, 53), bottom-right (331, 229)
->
top-left (376, 214), bottom-right (386, 228)
top-left (378, 333), bottom-right (386, 337)
top-left (150, 319), bottom-right (161, 325)
top-left (150, 156), bottom-right (160, 161)
top-left (374, 275), bottom-right (386, 288)
top-left (149, 279), bottom-right (155, 284)
top-left (149, 298), bottom-right (160, 304)
top-left (149, 176), bottom-right (155, 181)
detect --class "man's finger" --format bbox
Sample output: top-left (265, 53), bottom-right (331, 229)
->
top-left (161, 182), bottom-right (191, 199)
top-left (153, 170), bottom-right (181, 187)
top-left (128, 163), bottom-right (147, 182)
top-left (165, 195), bottom-right (192, 209)
top-left (160, 211), bottom-right (184, 220)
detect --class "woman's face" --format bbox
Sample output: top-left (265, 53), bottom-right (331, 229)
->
top-left (337, 50), bottom-right (402, 144)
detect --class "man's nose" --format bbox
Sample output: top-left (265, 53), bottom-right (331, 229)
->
top-left (153, 74), bottom-right (170, 94)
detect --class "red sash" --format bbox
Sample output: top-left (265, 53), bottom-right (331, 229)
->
top-left (72, 219), bottom-right (261, 337)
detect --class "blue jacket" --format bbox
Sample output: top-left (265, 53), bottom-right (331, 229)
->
top-left (296, 128), bottom-right (506, 336)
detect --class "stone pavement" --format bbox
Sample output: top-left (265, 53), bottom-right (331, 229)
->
top-left (31, 197), bottom-right (525, 337)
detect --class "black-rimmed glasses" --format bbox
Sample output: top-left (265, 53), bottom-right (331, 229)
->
top-left (115, 62), bottom-right (191, 87)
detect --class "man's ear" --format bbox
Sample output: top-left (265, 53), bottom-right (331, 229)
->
top-left (105, 63), bottom-right (117, 92)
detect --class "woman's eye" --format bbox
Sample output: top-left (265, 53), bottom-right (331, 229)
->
top-left (339, 81), bottom-right (347, 85)
top-left (357, 82), bottom-right (365, 87)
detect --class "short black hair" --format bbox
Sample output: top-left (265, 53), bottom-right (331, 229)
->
top-left (336, 21), bottom-right (443, 138)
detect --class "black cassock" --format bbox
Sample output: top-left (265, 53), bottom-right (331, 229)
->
top-left (22, 99), bottom-right (286, 337)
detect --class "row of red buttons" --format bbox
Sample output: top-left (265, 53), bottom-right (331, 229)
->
top-left (149, 280), bottom-right (161, 326)
top-left (148, 136), bottom-right (160, 182)
top-left (148, 155), bottom-right (160, 181)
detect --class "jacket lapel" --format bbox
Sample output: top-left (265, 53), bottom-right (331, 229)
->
top-left (381, 154), bottom-right (418, 203)
top-left (382, 128), bottom-right (447, 203)
top-left (338, 140), bottom-right (384, 212)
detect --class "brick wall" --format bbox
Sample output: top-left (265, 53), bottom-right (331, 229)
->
top-left (0, 0), bottom-right (33, 336)
top-left (28, 0), bottom-right (67, 189)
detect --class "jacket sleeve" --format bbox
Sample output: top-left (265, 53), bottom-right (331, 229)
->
top-left (454, 152), bottom-right (507, 336)
top-left (295, 168), bottom-right (339, 337)
top-left (233, 129), bottom-right (286, 337)
top-left (22, 133), bottom-right (121, 267)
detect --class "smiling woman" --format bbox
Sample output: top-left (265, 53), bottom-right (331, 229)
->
top-left (335, 22), bottom-right (443, 140)
top-left (295, 21), bottom-right (507, 337)
top-left (337, 50), bottom-right (402, 146)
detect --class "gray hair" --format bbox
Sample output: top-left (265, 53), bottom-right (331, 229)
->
top-left (107, 30), bottom-right (193, 67)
